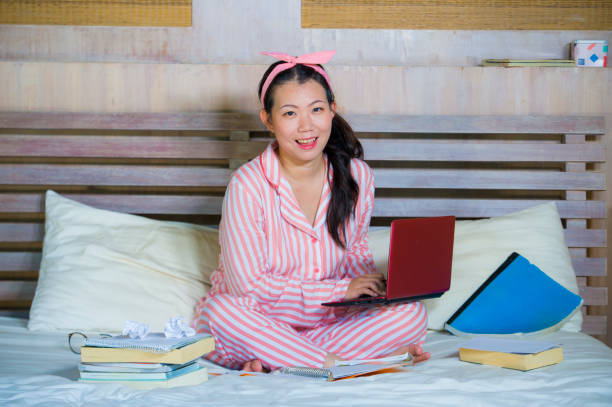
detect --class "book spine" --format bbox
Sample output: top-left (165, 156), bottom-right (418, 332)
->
top-left (79, 361), bottom-right (199, 380)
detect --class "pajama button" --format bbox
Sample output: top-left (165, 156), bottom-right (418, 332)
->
top-left (314, 268), bottom-right (319, 273)
top-left (311, 238), bottom-right (317, 244)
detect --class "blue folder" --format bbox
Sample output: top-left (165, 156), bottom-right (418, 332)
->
top-left (445, 252), bottom-right (583, 335)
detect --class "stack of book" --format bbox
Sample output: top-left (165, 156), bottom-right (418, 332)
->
top-left (78, 333), bottom-right (215, 389)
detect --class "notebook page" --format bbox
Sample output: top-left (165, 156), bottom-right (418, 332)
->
top-left (334, 352), bottom-right (412, 366)
top-left (84, 333), bottom-right (211, 353)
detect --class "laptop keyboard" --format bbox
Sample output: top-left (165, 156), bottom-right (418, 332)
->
top-left (352, 295), bottom-right (385, 302)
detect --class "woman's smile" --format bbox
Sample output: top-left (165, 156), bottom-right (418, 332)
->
top-left (296, 137), bottom-right (318, 149)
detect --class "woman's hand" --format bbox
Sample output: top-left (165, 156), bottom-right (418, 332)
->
top-left (344, 273), bottom-right (386, 300)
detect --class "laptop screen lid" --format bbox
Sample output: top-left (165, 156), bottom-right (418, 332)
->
top-left (321, 215), bottom-right (455, 307)
top-left (386, 216), bottom-right (455, 300)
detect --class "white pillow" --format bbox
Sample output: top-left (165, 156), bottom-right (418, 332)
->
top-left (28, 190), bottom-right (219, 333)
top-left (368, 202), bottom-right (582, 332)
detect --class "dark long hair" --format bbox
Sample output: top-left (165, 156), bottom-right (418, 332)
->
top-left (258, 62), bottom-right (363, 249)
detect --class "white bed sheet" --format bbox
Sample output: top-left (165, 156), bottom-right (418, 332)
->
top-left (0, 316), bottom-right (611, 407)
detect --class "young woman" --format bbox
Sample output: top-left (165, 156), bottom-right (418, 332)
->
top-left (193, 51), bottom-right (430, 372)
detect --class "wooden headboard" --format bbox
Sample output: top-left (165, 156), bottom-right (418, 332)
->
top-left (0, 112), bottom-right (606, 337)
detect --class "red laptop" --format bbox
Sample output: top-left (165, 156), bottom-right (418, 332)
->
top-left (322, 216), bottom-right (455, 307)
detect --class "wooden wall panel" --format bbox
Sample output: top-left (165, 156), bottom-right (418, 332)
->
top-left (302, 0), bottom-right (612, 30)
top-left (0, 0), bottom-right (191, 27)
top-left (0, 62), bottom-right (609, 115)
top-left (0, 1), bottom-right (609, 66)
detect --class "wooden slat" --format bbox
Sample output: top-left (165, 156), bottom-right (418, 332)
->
top-left (0, 194), bottom-right (224, 215)
top-left (372, 198), bottom-right (605, 219)
top-left (0, 224), bottom-right (43, 242)
top-left (0, 281), bottom-right (36, 300)
top-left (8, 166), bottom-right (597, 191)
top-left (0, 112), bottom-right (604, 135)
top-left (348, 115), bottom-right (605, 134)
top-left (572, 257), bottom-right (607, 277)
top-left (0, 195), bottom-right (605, 219)
top-left (372, 169), bottom-right (605, 190)
top-left (582, 315), bottom-right (607, 335)
top-left (580, 287), bottom-right (608, 306)
top-left (565, 229), bottom-right (606, 248)
top-left (229, 131), bottom-right (252, 169)
top-left (0, 112), bottom-right (265, 132)
top-left (2, 135), bottom-right (604, 163)
top-left (1, 164), bottom-right (232, 187)
top-left (0, 135), bottom-right (269, 160)
top-left (362, 140), bottom-right (605, 162)
top-left (0, 252), bottom-right (41, 271)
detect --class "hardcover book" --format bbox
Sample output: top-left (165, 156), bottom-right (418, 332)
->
top-left (79, 360), bottom-right (200, 380)
top-left (80, 333), bottom-right (215, 364)
top-left (78, 366), bottom-right (208, 389)
top-left (459, 338), bottom-right (563, 371)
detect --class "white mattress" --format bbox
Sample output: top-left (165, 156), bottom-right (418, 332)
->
top-left (1, 316), bottom-right (611, 406)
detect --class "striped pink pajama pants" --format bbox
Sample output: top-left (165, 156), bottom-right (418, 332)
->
top-left (193, 294), bottom-right (428, 370)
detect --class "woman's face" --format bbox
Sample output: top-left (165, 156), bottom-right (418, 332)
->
top-left (260, 79), bottom-right (335, 167)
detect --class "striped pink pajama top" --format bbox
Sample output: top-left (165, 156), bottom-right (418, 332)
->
top-left (193, 143), bottom-right (427, 369)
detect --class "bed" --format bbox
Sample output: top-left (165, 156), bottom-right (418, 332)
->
top-left (0, 112), bottom-right (610, 406)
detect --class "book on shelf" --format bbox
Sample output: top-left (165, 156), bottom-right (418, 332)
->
top-left (459, 337), bottom-right (563, 371)
top-left (481, 59), bottom-right (576, 67)
top-left (79, 365), bottom-right (208, 390)
top-left (80, 333), bottom-right (215, 364)
top-left (277, 352), bottom-right (412, 381)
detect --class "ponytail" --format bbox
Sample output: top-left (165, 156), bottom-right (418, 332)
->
top-left (324, 114), bottom-right (363, 249)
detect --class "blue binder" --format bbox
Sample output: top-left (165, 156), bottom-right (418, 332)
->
top-left (446, 252), bottom-right (583, 335)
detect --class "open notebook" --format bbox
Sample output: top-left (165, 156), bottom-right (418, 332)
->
top-left (276, 352), bottom-right (412, 381)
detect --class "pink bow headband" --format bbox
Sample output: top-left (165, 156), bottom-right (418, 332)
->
top-left (259, 50), bottom-right (336, 105)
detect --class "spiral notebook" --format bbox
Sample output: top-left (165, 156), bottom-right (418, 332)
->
top-left (277, 352), bottom-right (412, 381)
top-left (81, 333), bottom-right (215, 364)
top-left (84, 333), bottom-right (211, 353)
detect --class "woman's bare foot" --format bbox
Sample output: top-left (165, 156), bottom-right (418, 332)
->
top-left (323, 352), bottom-right (345, 368)
top-left (241, 347), bottom-right (427, 372)
top-left (389, 343), bottom-right (430, 364)
top-left (242, 359), bottom-right (268, 372)
top-left (243, 354), bottom-right (344, 371)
